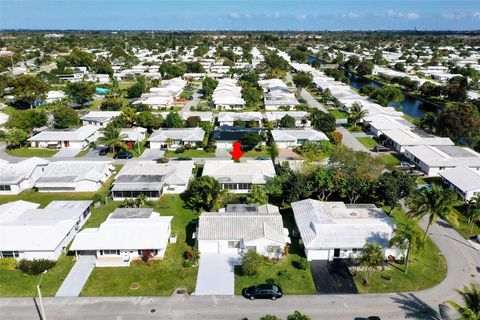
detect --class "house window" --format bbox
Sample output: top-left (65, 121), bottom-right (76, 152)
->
top-left (228, 241), bottom-right (240, 248)
top-left (1, 251), bottom-right (19, 258)
top-left (266, 246), bottom-right (280, 254)
top-left (103, 250), bottom-right (119, 255)
top-left (0, 185), bottom-right (11, 191)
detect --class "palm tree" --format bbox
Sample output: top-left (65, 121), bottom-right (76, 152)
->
top-left (389, 218), bottom-right (424, 274)
top-left (466, 195), bottom-right (480, 237)
top-left (97, 124), bottom-right (127, 154)
top-left (407, 184), bottom-right (458, 241)
top-left (447, 282), bottom-right (480, 320)
top-left (120, 107), bottom-right (137, 127)
top-left (347, 101), bottom-right (368, 129)
top-left (358, 243), bottom-right (384, 286)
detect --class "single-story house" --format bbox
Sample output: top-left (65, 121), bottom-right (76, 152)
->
top-left (0, 200), bottom-right (92, 260)
top-left (404, 145), bottom-right (480, 176)
top-left (439, 167), bottom-right (480, 201)
top-left (258, 79), bottom-right (299, 111)
top-left (80, 111), bottom-right (121, 127)
top-left (111, 160), bottom-right (194, 200)
top-left (148, 128), bottom-right (205, 150)
top-left (271, 128), bottom-right (329, 148)
top-left (28, 125), bottom-right (99, 149)
top-left (217, 112), bottom-right (263, 127)
top-left (381, 128), bottom-right (454, 153)
top-left (182, 112), bottom-right (214, 124)
top-left (364, 114), bottom-right (415, 137)
top-left (291, 199), bottom-right (398, 261)
top-left (69, 208), bottom-right (173, 267)
top-left (212, 126), bottom-right (265, 149)
top-left (0, 158), bottom-right (49, 195)
top-left (264, 111), bottom-right (310, 127)
top-left (44, 90), bottom-right (66, 104)
top-left (212, 79), bottom-right (246, 110)
top-left (197, 204), bottom-right (290, 257)
top-left (120, 127), bottom-right (148, 149)
top-left (35, 161), bottom-right (115, 192)
top-left (202, 160), bottom-right (275, 193)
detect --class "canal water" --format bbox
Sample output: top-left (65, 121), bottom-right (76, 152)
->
top-left (308, 56), bottom-right (439, 119)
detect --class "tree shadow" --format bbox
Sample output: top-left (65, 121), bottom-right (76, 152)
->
top-left (436, 220), bottom-right (453, 229)
top-left (391, 293), bottom-right (440, 320)
top-left (33, 297), bottom-right (44, 320)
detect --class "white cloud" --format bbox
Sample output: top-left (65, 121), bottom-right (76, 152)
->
top-left (441, 12), bottom-right (464, 20)
top-left (341, 12), bottom-right (362, 18)
top-left (406, 12), bottom-right (420, 20)
top-left (229, 12), bottom-right (240, 18)
top-left (473, 12), bottom-right (480, 19)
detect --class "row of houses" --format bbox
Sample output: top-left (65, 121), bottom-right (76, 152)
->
top-left (132, 77), bottom-right (187, 109)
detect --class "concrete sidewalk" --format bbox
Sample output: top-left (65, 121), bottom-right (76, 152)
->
top-left (56, 255), bottom-right (96, 297)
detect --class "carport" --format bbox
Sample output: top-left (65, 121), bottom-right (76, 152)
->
top-left (309, 260), bottom-right (358, 294)
top-left (194, 253), bottom-right (241, 295)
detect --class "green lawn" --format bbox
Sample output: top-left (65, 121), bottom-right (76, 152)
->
top-left (164, 149), bottom-right (215, 158)
top-left (242, 148), bottom-right (271, 158)
top-left (353, 209), bottom-right (447, 294)
top-left (451, 205), bottom-right (480, 240)
top-left (234, 209), bottom-right (316, 295)
top-left (0, 255), bottom-right (76, 297)
top-left (357, 137), bottom-right (379, 149)
top-left (6, 148), bottom-right (59, 157)
top-left (75, 148), bottom-right (91, 158)
top-left (81, 195), bottom-right (199, 296)
top-left (378, 153), bottom-right (402, 168)
top-left (328, 109), bottom-right (348, 119)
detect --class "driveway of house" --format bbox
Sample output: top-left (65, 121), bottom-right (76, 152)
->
top-left (55, 255), bottom-right (96, 297)
top-left (139, 149), bottom-right (164, 159)
top-left (53, 148), bottom-right (82, 158)
top-left (215, 148), bottom-right (231, 158)
top-left (194, 253), bottom-right (241, 296)
top-left (309, 260), bottom-right (358, 294)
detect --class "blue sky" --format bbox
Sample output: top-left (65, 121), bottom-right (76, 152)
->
top-left (1, 1), bottom-right (479, 30)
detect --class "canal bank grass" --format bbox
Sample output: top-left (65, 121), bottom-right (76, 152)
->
top-left (6, 148), bottom-right (59, 157)
top-left (353, 209), bottom-right (447, 294)
top-left (80, 195), bottom-right (199, 296)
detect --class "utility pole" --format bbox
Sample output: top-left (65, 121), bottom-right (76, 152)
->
top-left (37, 270), bottom-right (48, 320)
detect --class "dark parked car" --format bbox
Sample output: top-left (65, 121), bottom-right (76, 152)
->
top-left (373, 145), bottom-right (390, 152)
top-left (242, 284), bottom-right (283, 300)
top-left (354, 317), bottom-right (381, 320)
top-left (114, 151), bottom-right (133, 159)
top-left (98, 148), bottom-right (109, 156)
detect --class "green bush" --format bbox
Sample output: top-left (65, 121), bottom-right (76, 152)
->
top-left (174, 147), bottom-right (185, 154)
top-left (241, 251), bottom-right (263, 276)
top-left (17, 259), bottom-right (56, 275)
top-left (0, 258), bottom-right (17, 270)
top-left (184, 143), bottom-right (192, 150)
top-left (292, 257), bottom-right (309, 270)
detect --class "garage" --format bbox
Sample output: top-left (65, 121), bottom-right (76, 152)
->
top-left (194, 253), bottom-right (241, 295)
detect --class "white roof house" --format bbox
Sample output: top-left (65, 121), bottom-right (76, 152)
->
top-left (217, 112), bottom-right (263, 126)
top-left (264, 111), bottom-right (310, 127)
top-left (120, 127), bottom-right (147, 142)
top-left (28, 125), bottom-right (99, 149)
top-left (202, 160), bottom-right (276, 193)
top-left (148, 128), bottom-right (205, 149)
top-left (404, 145), bottom-right (480, 177)
top-left (439, 167), bottom-right (480, 201)
top-left (291, 199), bottom-right (397, 261)
top-left (134, 77), bottom-right (186, 109)
top-left (364, 114), bottom-right (415, 137)
top-left (35, 161), bottom-right (115, 192)
top-left (111, 160), bottom-right (194, 200)
top-left (381, 128), bottom-right (454, 153)
top-left (197, 204), bottom-right (289, 257)
top-left (212, 79), bottom-right (246, 110)
top-left (70, 208), bottom-right (173, 267)
top-left (259, 79), bottom-right (299, 111)
top-left (182, 112), bottom-right (214, 123)
top-left (80, 111), bottom-right (121, 127)
top-left (271, 128), bottom-right (329, 148)
top-left (45, 90), bottom-right (66, 104)
top-left (0, 158), bottom-right (49, 195)
top-left (0, 200), bottom-right (92, 260)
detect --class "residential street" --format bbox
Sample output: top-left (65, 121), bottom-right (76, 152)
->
top-left (1, 217), bottom-right (477, 319)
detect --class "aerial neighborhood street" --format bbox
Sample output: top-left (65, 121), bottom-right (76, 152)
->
top-left (1, 2), bottom-right (480, 319)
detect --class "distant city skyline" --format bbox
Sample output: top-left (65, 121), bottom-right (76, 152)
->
top-left (0, 1), bottom-right (479, 31)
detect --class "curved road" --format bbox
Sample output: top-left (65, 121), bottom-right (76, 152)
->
top-left (1, 218), bottom-right (478, 320)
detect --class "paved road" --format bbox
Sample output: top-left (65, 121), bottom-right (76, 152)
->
top-left (1, 218), bottom-right (476, 319)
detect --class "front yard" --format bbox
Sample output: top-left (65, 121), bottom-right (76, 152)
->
top-left (328, 109), bottom-right (348, 119)
top-left (356, 137), bottom-right (379, 149)
top-left (80, 195), bottom-right (199, 296)
top-left (164, 149), bottom-right (215, 158)
top-left (6, 148), bottom-right (59, 157)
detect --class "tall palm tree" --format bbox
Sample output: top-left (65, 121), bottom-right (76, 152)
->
top-left (407, 184), bottom-right (458, 241)
top-left (358, 243), bottom-right (384, 286)
top-left (347, 101), bottom-right (368, 129)
top-left (466, 195), bottom-right (480, 237)
top-left (120, 107), bottom-right (137, 127)
top-left (97, 124), bottom-right (127, 154)
top-left (447, 282), bottom-right (480, 320)
top-left (389, 218), bottom-right (424, 274)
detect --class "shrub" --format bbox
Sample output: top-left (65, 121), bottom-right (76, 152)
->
top-left (292, 258), bottom-right (309, 270)
top-left (0, 258), bottom-right (17, 270)
top-left (183, 249), bottom-right (199, 268)
top-left (328, 131), bottom-right (343, 145)
top-left (241, 251), bottom-right (263, 276)
top-left (141, 249), bottom-right (154, 264)
top-left (174, 147), bottom-right (185, 154)
top-left (17, 259), bottom-right (56, 275)
top-left (156, 157), bottom-right (170, 163)
top-left (184, 143), bottom-right (192, 150)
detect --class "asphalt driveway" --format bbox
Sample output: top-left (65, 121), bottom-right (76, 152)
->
top-left (309, 260), bottom-right (358, 294)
